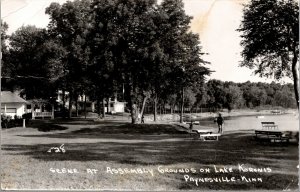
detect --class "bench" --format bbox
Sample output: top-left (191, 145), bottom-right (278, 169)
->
top-left (255, 130), bottom-right (291, 143)
top-left (200, 133), bottom-right (221, 141)
top-left (261, 122), bottom-right (278, 130)
top-left (188, 129), bottom-right (215, 139)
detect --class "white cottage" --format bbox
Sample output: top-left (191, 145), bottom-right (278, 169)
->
top-left (1, 91), bottom-right (27, 118)
top-left (56, 90), bottom-right (126, 114)
top-left (105, 98), bottom-right (126, 114)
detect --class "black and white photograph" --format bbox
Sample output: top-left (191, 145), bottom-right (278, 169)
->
top-left (1, 0), bottom-right (299, 191)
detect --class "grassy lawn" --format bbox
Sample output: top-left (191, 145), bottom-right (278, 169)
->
top-left (1, 118), bottom-right (298, 190)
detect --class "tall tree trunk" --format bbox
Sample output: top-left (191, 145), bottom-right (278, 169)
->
top-left (107, 98), bottom-right (110, 113)
top-left (62, 89), bottom-right (66, 118)
top-left (129, 93), bottom-right (138, 124)
top-left (153, 94), bottom-right (157, 122)
top-left (190, 107), bottom-right (192, 123)
top-left (180, 87), bottom-right (184, 123)
top-left (159, 104), bottom-right (161, 120)
top-left (68, 91), bottom-right (73, 119)
top-left (292, 52), bottom-right (299, 109)
top-left (97, 99), bottom-right (101, 118)
top-left (140, 96), bottom-right (148, 123)
top-left (131, 103), bottom-right (138, 124)
top-left (75, 99), bottom-right (78, 117)
top-left (84, 95), bottom-right (87, 119)
top-left (102, 98), bottom-right (106, 118)
top-left (127, 83), bottom-right (138, 124)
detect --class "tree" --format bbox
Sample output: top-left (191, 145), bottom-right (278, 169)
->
top-left (90, 0), bottom-right (177, 124)
top-left (46, 0), bottom-right (92, 118)
top-left (206, 80), bottom-right (227, 109)
top-left (4, 26), bottom-right (60, 100)
top-left (1, 21), bottom-right (11, 91)
top-left (1, 21), bottom-right (9, 74)
top-left (224, 85), bottom-right (244, 111)
top-left (184, 88), bottom-right (196, 111)
top-left (89, 0), bottom-right (113, 117)
top-left (249, 86), bottom-right (267, 107)
top-left (238, 0), bottom-right (299, 108)
top-left (159, 0), bottom-right (210, 123)
top-left (274, 85), bottom-right (297, 108)
top-left (194, 84), bottom-right (209, 112)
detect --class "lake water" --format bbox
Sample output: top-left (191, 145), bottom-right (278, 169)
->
top-left (185, 113), bottom-right (299, 132)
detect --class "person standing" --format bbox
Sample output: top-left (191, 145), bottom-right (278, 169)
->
top-left (217, 113), bottom-right (224, 133)
top-left (141, 115), bottom-right (145, 124)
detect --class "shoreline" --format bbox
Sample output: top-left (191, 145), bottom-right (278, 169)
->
top-left (142, 109), bottom-right (298, 123)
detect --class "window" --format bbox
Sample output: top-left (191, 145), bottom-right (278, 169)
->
top-left (7, 108), bottom-right (17, 113)
top-left (110, 103), bottom-right (114, 108)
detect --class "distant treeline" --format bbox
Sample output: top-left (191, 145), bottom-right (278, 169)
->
top-left (142, 79), bottom-right (296, 115)
top-left (184, 80), bottom-right (296, 111)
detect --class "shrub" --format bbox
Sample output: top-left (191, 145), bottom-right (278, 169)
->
top-left (1, 114), bottom-right (24, 128)
top-left (1, 115), bottom-right (12, 128)
top-left (22, 113), bottom-right (32, 120)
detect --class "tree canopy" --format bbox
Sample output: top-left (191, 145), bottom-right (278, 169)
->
top-left (46, 0), bottom-right (92, 117)
top-left (3, 26), bottom-right (60, 99)
top-left (238, 0), bottom-right (299, 108)
top-left (88, 0), bottom-right (210, 123)
top-left (1, 21), bottom-right (9, 79)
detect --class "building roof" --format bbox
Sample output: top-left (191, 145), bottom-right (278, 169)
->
top-left (1, 91), bottom-right (27, 103)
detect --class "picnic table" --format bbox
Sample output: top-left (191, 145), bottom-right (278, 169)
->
top-left (255, 122), bottom-right (291, 143)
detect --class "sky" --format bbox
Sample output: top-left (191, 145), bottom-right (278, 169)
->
top-left (1, 0), bottom-right (292, 83)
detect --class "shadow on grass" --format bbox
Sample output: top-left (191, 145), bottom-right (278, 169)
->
top-left (19, 123), bottom-right (186, 138)
top-left (24, 118), bottom-right (126, 132)
top-left (26, 120), bottom-right (68, 132)
top-left (71, 123), bottom-right (186, 135)
top-left (3, 133), bottom-right (298, 164)
top-left (49, 117), bottom-right (130, 125)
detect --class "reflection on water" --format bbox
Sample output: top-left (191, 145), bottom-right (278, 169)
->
top-left (185, 114), bottom-right (299, 132)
